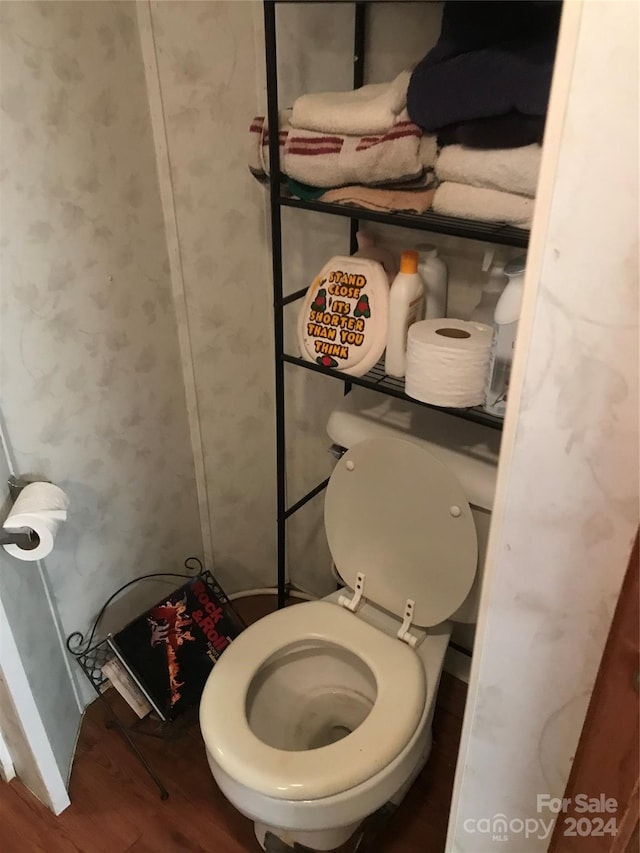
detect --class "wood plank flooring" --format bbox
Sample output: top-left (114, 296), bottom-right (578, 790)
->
top-left (0, 596), bottom-right (467, 853)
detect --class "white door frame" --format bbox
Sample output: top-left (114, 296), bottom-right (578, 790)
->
top-left (0, 595), bottom-right (70, 814)
top-left (0, 415), bottom-right (74, 814)
top-left (0, 728), bottom-right (15, 782)
top-left (446, 1), bottom-right (638, 849)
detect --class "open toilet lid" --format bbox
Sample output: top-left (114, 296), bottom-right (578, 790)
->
top-left (325, 437), bottom-right (478, 627)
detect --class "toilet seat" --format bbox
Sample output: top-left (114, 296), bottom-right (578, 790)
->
top-left (325, 437), bottom-right (478, 626)
top-left (200, 600), bottom-right (426, 801)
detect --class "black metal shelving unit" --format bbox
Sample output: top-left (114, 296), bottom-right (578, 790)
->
top-left (283, 355), bottom-right (504, 430)
top-left (263, 0), bottom-right (529, 609)
top-left (280, 196), bottom-right (530, 247)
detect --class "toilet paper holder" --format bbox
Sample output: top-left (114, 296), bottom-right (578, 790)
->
top-left (8, 475), bottom-right (35, 502)
top-left (1, 476), bottom-right (42, 550)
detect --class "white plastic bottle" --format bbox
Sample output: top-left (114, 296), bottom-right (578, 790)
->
top-left (385, 250), bottom-right (425, 378)
top-left (352, 230), bottom-right (398, 284)
top-left (483, 255), bottom-right (526, 416)
top-left (471, 260), bottom-right (508, 326)
top-left (416, 243), bottom-right (448, 319)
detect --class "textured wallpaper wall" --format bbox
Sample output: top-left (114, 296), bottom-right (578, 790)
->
top-left (147, 1), bottom-right (278, 592)
top-left (0, 0), bottom-right (203, 694)
top-left (0, 0), bottom-right (510, 647)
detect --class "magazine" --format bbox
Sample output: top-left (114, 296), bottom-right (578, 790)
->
top-left (107, 573), bottom-right (245, 721)
top-left (101, 657), bottom-right (153, 719)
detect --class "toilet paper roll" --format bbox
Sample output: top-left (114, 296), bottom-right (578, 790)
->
top-left (2, 482), bottom-right (69, 561)
top-left (405, 319), bottom-right (493, 407)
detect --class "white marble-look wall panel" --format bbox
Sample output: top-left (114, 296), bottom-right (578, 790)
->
top-left (0, 0), bottom-right (202, 702)
top-left (448, 3), bottom-right (639, 850)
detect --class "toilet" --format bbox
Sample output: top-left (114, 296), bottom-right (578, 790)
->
top-left (200, 429), bottom-right (488, 852)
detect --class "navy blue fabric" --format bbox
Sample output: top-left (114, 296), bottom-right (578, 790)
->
top-left (437, 112), bottom-right (546, 150)
top-left (408, 1), bottom-right (561, 133)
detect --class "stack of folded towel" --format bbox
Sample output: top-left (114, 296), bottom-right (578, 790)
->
top-left (249, 0), bottom-right (559, 228)
top-left (249, 71), bottom-right (438, 214)
top-left (406, 0), bottom-right (560, 227)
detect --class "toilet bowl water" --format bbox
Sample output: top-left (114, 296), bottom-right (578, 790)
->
top-left (201, 600), bottom-right (427, 802)
top-left (246, 640), bottom-right (376, 752)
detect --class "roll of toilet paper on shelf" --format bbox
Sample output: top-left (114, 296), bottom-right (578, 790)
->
top-left (2, 482), bottom-right (69, 561)
top-left (405, 319), bottom-right (493, 407)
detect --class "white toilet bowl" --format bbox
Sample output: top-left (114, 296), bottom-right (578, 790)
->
top-left (200, 438), bottom-right (478, 850)
top-left (201, 597), bottom-right (451, 850)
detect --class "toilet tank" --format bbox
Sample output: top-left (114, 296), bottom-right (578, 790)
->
top-left (326, 389), bottom-right (501, 631)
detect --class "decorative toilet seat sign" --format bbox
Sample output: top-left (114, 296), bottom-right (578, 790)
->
top-left (297, 256), bottom-right (389, 377)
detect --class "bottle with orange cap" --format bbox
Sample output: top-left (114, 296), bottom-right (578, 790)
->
top-left (385, 250), bottom-right (425, 378)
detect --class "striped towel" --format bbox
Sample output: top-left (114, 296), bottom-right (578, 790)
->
top-left (249, 111), bottom-right (436, 189)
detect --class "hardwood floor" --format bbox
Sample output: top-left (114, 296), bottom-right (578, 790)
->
top-left (0, 596), bottom-right (467, 853)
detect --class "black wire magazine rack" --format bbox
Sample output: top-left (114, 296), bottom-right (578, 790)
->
top-left (66, 558), bottom-right (233, 799)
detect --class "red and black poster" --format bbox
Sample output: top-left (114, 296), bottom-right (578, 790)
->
top-left (108, 574), bottom-right (245, 721)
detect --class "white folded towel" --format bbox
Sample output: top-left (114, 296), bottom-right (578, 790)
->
top-left (436, 144), bottom-right (542, 198)
top-left (290, 70), bottom-right (412, 136)
top-left (433, 182), bottom-right (534, 228)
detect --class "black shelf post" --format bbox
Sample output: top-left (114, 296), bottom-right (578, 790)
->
top-left (264, 1), bottom-right (287, 610)
top-left (263, 1), bottom-right (370, 609)
top-left (349, 2), bottom-right (367, 256)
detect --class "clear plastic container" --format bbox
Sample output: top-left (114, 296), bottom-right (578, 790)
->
top-left (471, 262), bottom-right (508, 326)
top-left (483, 255), bottom-right (526, 416)
top-left (416, 243), bottom-right (448, 319)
